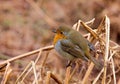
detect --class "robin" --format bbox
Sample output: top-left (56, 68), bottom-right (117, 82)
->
top-left (53, 25), bottom-right (102, 69)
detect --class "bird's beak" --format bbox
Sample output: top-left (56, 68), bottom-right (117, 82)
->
top-left (52, 29), bottom-right (57, 33)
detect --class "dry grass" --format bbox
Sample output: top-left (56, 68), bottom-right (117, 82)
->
top-left (0, 15), bottom-right (120, 84)
top-left (0, 0), bottom-right (120, 84)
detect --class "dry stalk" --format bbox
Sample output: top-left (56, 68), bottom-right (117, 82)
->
top-left (102, 15), bottom-right (110, 84)
top-left (46, 71), bottom-right (51, 84)
top-left (51, 73), bottom-right (62, 84)
top-left (82, 62), bottom-right (95, 84)
top-left (83, 53), bottom-right (100, 84)
top-left (45, 71), bottom-right (62, 84)
top-left (92, 68), bottom-right (104, 84)
top-left (81, 21), bottom-right (106, 45)
top-left (64, 66), bottom-right (71, 84)
top-left (94, 46), bottom-right (119, 84)
top-left (93, 50), bottom-right (116, 84)
top-left (78, 66), bottom-right (85, 83)
top-left (41, 51), bottom-right (50, 67)
top-left (107, 76), bottom-right (112, 84)
top-left (69, 62), bottom-right (79, 80)
top-left (85, 18), bottom-right (95, 25)
top-left (107, 66), bottom-right (120, 78)
top-left (80, 21), bottom-right (98, 40)
top-left (39, 51), bottom-right (50, 82)
top-left (15, 62), bottom-right (32, 83)
top-left (16, 49), bottom-right (42, 83)
top-left (96, 16), bottom-right (105, 35)
top-left (15, 45), bottom-right (53, 83)
top-left (0, 45), bottom-right (54, 66)
top-left (111, 58), bottom-right (116, 84)
top-left (32, 61), bottom-right (38, 84)
top-left (1, 62), bottom-right (12, 84)
top-left (73, 18), bottom-right (95, 31)
top-left (72, 20), bottom-right (81, 31)
top-left (19, 62), bottom-right (33, 83)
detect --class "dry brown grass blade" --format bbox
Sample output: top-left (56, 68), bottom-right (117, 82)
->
top-left (1, 62), bottom-right (12, 84)
top-left (102, 15), bottom-right (110, 84)
top-left (111, 58), bottom-right (116, 84)
top-left (82, 62), bottom-right (94, 84)
top-left (64, 66), bottom-right (71, 84)
top-left (45, 71), bottom-right (62, 84)
top-left (16, 45), bottom-right (53, 83)
top-left (0, 64), bottom-right (7, 72)
top-left (32, 61), bottom-right (38, 84)
top-left (73, 18), bottom-right (95, 31)
top-left (15, 62), bottom-right (32, 83)
top-left (80, 21), bottom-right (98, 39)
top-left (46, 71), bottom-right (51, 84)
top-left (51, 73), bottom-right (62, 84)
top-left (72, 20), bottom-right (80, 30)
top-left (64, 62), bottom-right (79, 84)
top-left (89, 16), bottom-right (106, 43)
top-left (93, 50), bottom-right (116, 84)
top-left (0, 45), bottom-right (54, 66)
top-left (82, 53), bottom-right (100, 84)
top-left (16, 50), bottom-right (42, 83)
top-left (41, 51), bottom-right (50, 67)
top-left (39, 51), bottom-right (50, 82)
top-left (93, 68), bottom-right (104, 84)
top-left (80, 20), bottom-right (106, 45)
top-left (69, 62), bottom-right (79, 80)
top-left (96, 16), bottom-right (105, 34)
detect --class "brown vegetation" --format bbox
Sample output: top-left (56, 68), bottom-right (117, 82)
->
top-left (0, 0), bottom-right (120, 84)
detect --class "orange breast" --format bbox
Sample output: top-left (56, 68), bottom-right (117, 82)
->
top-left (53, 33), bottom-right (66, 45)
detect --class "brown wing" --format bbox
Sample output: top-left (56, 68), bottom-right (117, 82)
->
top-left (60, 39), bottom-right (89, 61)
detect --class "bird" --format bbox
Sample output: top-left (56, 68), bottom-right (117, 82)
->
top-left (53, 25), bottom-right (102, 69)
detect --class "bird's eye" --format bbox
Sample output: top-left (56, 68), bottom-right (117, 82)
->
top-left (60, 31), bottom-right (63, 34)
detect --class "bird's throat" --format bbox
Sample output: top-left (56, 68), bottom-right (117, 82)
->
top-left (53, 33), bottom-right (66, 45)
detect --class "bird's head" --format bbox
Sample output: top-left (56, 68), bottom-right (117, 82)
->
top-left (53, 25), bottom-right (72, 45)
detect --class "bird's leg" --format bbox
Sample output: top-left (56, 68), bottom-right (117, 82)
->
top-left (66, 60), bottom-right (72, 68)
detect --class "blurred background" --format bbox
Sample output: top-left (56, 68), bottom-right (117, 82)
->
top-left (0, 0), bottom-right (120, 83)
top-left (0, 0), bottom-right (120, 57)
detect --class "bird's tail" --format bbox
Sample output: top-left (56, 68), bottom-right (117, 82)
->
top-left (89, 56), bottom-right (103, 70)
